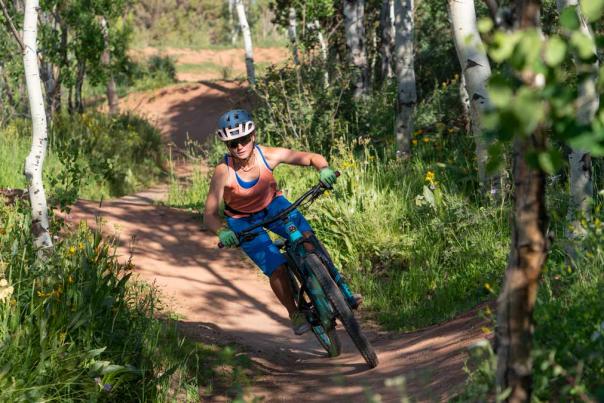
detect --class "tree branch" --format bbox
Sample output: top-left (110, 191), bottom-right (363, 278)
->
top-left (0, 0), bottom-right (25, 52)
top-left (483, 0), bottom-right (499, 22)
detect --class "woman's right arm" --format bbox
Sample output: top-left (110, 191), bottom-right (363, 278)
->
top-left (203, 164), bottom-right (227, 235)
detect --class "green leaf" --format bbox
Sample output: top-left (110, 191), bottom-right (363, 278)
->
top-left (423, 186), bottom-right (436, 209)
top-left (513, 88), bottom-right (545, 135)
top-left (510, 29), bottom-right (542, 70)
top-left (537, 150), bottom-right (564, 175)
top-left (570, 31), bottom-right (596, 60)
top-left (87, 347), bottom-right (107, 358)
top-left (478, 17), bottom-right (494, 33)
top-left (489, 31), bottom-right (521, 63)
top-left (559, 6), bottom-right (580, 30)
top-left (544, 36), bottom-right (567, 67)
top-left (488, 76), bottom-right (514, 108)
top-left (581, 0), bottom-right (604, 22)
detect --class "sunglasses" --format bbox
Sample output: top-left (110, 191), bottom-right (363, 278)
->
top-left (226, 134), bottom-right (253, 149)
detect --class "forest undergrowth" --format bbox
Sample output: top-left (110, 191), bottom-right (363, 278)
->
top-left (0, 108), bottom-right (252, 401)
top-left (0, 203), bottom-right (251, 401)
top-left (167, 60), bottom-right (604, 399)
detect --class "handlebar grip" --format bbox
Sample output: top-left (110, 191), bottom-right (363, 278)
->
top-left (335, 171), bottom-right (340, 177)
top-left (218, 242), bottom-right (224, 249)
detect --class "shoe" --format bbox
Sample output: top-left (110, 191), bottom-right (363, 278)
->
top-left (290, 311), bottom-right (311, 335)
top-left (350, 293), bottom-right (363, 310)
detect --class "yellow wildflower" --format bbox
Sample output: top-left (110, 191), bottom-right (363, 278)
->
top-left (422, 137), bottom-right (430, 143)
top-left (411, 139), bottom-right (418, 146)
top-left (78, 242), bottom-right (84, 250)
top-left (484, 283), bottom-right (494, 293)
top-left (425, 171), bottom-right (437, 187)
top-left (481, 326), bottom-right (492, 335)
top-left (68, 246), bottom-right (76, 255)
top-left (68, 275), bottom-right (75, 284)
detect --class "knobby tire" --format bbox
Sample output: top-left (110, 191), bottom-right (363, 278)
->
top-left (304, 254), bottom-right (379, 368)
top-left (287, 267), bottom-right (341, 357)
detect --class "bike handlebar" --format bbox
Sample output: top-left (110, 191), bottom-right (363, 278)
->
top-left (218, 171), bottom-right (340, 248)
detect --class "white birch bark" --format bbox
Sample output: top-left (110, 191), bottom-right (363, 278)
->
top-left (343, 0), bottom-right (370, 98)
top-left (379, 0), bottom-right (395, 81)
top-left (448, 0), bottom-right (501, 199)
top-left (23, 0), bottom-right (52, 252)
top-left (235, 0), bottom-right (255, 85)
top-left (100, 16), bottom-right (119, 115)
top-left (394, 0), bottom-right (416, 159)
top-left (288, 7), bottom-right (300, 65)
top-left (558, 0), bottom-right (598, 238)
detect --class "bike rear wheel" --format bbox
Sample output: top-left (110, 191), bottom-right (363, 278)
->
top-left (304, 253), bottom-right (379, 368)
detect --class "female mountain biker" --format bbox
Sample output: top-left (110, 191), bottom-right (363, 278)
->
top-left (203, 109), bottom-right (360, 335)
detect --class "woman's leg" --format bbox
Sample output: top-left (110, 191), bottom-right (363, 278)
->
top-left (269, 265), bottom-right (297, 316)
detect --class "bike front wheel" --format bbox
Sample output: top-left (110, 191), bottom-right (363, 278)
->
top-left (304, 253), bottom-right (379, 368)
top-left (288, 267), bottom-right (341, 357)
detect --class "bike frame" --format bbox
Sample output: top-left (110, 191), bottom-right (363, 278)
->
top-left (224, 180), bottom-right (344, 331)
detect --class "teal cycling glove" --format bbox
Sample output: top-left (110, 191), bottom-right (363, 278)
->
top-left (218, 229), bottom-right (239, 247)
top-left (319, 167), bottom-right (337, 186)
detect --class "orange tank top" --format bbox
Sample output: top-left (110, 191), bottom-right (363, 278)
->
top-left (223, 145), bottom-right (282, 218)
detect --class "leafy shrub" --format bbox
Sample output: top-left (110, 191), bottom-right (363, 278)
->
top-left (147, 55), bottom-right (177, 81)
top-left (49, 112), bottom-right (165, 201)
top-left (0, 203), bottom-right (250, 401)
top-left (0, 113), bottom-right (165, 204)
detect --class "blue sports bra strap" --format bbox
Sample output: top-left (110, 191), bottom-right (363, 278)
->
top-left (255, 145), bottom-right (273, 171)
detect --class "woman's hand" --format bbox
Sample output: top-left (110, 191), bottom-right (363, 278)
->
top-left (218, 229), bottom-right (239, 247)
top-left (319, 167), bottom-right (337, 186)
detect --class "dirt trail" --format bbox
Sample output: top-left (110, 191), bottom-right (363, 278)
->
top-left (67, 81), bottom-right (486, 401)
top-left (132, 47), bottom-right (289, 82)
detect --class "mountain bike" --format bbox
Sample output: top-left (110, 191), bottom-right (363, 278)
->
top-left (219, 175), bottom-right (379, 368)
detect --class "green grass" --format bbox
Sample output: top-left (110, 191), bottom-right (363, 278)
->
top-left (0, 203), bottom-right (251, 401)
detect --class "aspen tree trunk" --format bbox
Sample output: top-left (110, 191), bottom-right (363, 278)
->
top-left (343, 0), bottom-right (370, 98)
top-left (100, 16), bottom-right (119, 115)
top-left (308, 20), bottom-right (329, 87)
top-left (288, 7), bottom-right (299, 65)
top-left (448, 0), bottom-right (502, 199)
top-left (495, 1), bottom-right (549, 401)
top-left (459, 74), bottom-right (472, 133)
top-left (557, 0), bottom-right (598, 239)
top-left (229, 0), bottom-right (238, 45)
top-left (23, 0), bottom-right (52, 252)
top-left (75, 60), bottom-right (85, 113)
top-left (379, 0), bottom-right (395, 82)
top-left (235, 0), bottom-right (255, 85)
top-left (393, 0), bottom-right (416, 159)
top-left (49, 18), bottom-right (68, 115)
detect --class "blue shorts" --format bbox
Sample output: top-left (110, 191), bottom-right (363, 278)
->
top-left (226, 195), bottom-right (313, 277)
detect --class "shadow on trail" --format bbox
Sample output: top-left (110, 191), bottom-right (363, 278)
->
top-left (68, 198), bottom-right (291, 329)
top-left (162, 81), bottom-right (252, 147)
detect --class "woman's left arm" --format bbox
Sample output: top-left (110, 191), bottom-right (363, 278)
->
top-left (261, 146), bottom-right (329, 171)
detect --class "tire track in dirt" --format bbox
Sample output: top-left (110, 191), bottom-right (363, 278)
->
top-left (67, 81), bottom-right (487, 402)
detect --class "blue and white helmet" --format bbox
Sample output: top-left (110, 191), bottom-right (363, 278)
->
top-left (216, 109), bottom-right (255, 141)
